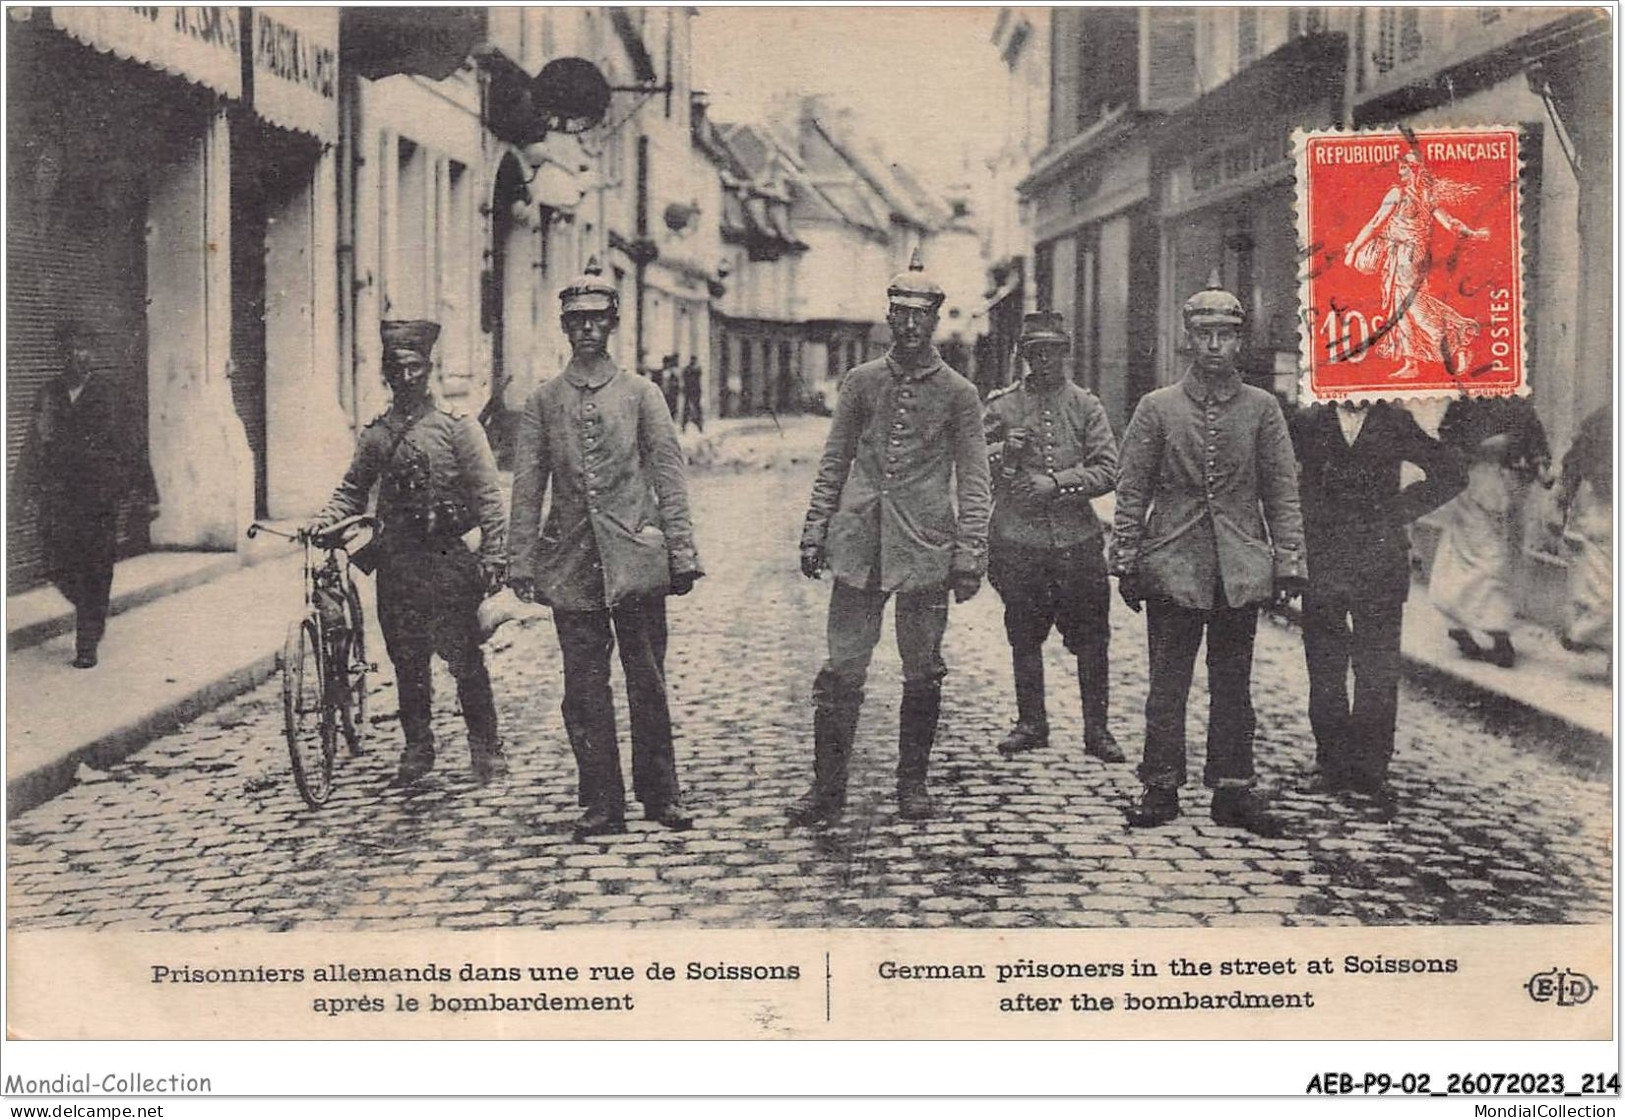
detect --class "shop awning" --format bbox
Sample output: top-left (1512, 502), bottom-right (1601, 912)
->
top-left (340, 7), bottom-right (485, 82)
top-left (250, 7), bottom-right (339, 141)
top-left (49, 6), bottom-right (242, 99)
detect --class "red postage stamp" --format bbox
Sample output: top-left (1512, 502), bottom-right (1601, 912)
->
top-left (1294, 126), bottom-right (1525, 402)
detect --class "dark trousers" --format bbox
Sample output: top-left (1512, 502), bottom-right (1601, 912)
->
top-left (553, 594), bottom-right (680, 815)
top-left (1139, 599), bottom-right (1259, 790)
top-left (681, 394), bottom-right (704, 432)
top-left (991, 541), bottom-right (1109, 659)
top-left (1302, 590), bottom-right (1405, 785)
top-left (45, 503), bottom-right (119, 657)
top-left (377, 545), bottom-right (497, 758)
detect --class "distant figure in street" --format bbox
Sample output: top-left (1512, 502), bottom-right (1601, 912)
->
top-left (508, 260), bottom-right (704, 841)
top-left (1552, 403), bottom-right (1612, 657)
top-left (681, 356), bottom-right (705, 433)
top-left (1110, 280), bottom-right (1306, 836)
top-left (982, 310), bottom-right (1122, 764)
top-left (1429, 395), bottom-right (1552, 667)
top-left (17, 320), bottom-right (160, 668)
top-left (1291, 400), bottom-right (1465, 809)
top-left (659, 353), bottom-right (682, 419)
top-left (313, 320), bottom-right (509, 786)
top-left (792, 252), bottom-right (992, 824)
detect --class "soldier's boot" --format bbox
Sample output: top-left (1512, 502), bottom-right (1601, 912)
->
top-left (394, 731), bottom-right (436, 788)
top-left (392, 661), bottom-right (436, 786)
top-left (896, 681), bottom-right (942, 821)
top-left (996, 647), bottom-right (1048, 757)
top-left (1210, 787), bottom-right (1287, 838)
top-left (787, 695), bottom-right (860, 826)
top-left (1126, 786), bottom-right (1180, 828)
top-left (458, 669), bottom-right (507, 785)
top-left (562, 705), bottom-right (592, 806)
top-left (1077, 647), bottom-right (1123, 763)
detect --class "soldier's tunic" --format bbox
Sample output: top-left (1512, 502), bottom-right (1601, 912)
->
top-left (983, 377), bottom-right (1118, 651)
top-left (318, 396), bottom-right (506, 755)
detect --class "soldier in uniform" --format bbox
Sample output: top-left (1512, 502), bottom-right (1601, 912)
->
top-left (1110, 282), bottom-right (1306, 836)
top-left (313, 320), bottom-right (508, 786)
top-left (792, 253), bottom-right (992, 824)
top-left (508, 260), bottom-right (704, 841)
top-left (983, 310), bottom-right (1122, 763)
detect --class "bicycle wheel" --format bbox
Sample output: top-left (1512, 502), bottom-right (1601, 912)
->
top-left (283, 618), bottom-right (335, 807)
top-left (339, 578), bottom-right (369, 757)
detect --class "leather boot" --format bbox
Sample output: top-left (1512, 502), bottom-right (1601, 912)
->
top-left (996, 646), bottom-right (1048, 757)
top-left (788, 698), bottom-right (858, 826)
top-left (393, 734), bottom-right (435, 787)
top-left (1126, 786), bottom-right (1179, 827)
top-left (1210, 787), bottom-right (1286, 838)
top-left (562, 705), bottom-right (592, 806)
top-left (1077, 650), bottom-right (1123, 762)
top-left (896, 681), bottom-right (941, 820)
top-left (458, 669), bottom-right (506, 783)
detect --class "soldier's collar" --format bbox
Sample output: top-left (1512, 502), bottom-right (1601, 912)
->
top-left (564, 356), bottom-right (619, 390)
top-left (1180, 368), bottom-right (1241, 403)
top-left (1020, 375), bottom-right (1069, 399)
top-left (885, 347), bottom-right (944, 382)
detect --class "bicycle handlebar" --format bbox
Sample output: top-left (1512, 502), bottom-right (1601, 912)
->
top-left (247, 515), bottom-right (379, 549)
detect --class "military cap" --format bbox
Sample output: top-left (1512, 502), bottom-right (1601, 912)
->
top-left (559, 256), bottom-right (618, 315)
top-left (1182, 273), bottom-right (1245, 326)
top-left (1019, 310), bottom-right (1070, 348)
top-left (381, 319), bottom-right (441, 358)
top-left (885, 248), bottom-right (946, 311)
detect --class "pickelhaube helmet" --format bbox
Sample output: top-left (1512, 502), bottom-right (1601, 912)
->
top-left (380, 319), bottom-right (441, 358)
top-left (1020, 310), bottom-right (1070, 348)
top-left (1182, 271), bottom-right (1245, 326)
top-left (559, 256), bottom-right (619, 315)
top-left (885, 248), bottom-right (946, 311)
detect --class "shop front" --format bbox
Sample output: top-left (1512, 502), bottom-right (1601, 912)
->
top-left (7, 7), bottom-right (248, 589)
top-left (1152, 32), bottom-right (1346, 402)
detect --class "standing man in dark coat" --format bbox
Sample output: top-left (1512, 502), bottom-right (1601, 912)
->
top-left (17, 320), bottom-right (160, 668)
top-left (1292, 400), bottom-right (1464, 806)
top-left (680, 355), bottom-right (705, 433)
top-left (508, 260), bottom-right (704, 841)
top-left (1110, 281), bottom-right (1307, 836)
top-left (659, 353), bottom-right (682, 420)
top-left (792, 253), bottom-right (992, 823)
top-left (983, 310), bottom-right (1122, 762)
top-left (314, 320), bottom-right (509, 786)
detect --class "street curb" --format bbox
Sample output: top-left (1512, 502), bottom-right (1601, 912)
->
top-left (5, 649), bottom-right (280, 819)
top-left (6, 554), bottom-right (240, 655)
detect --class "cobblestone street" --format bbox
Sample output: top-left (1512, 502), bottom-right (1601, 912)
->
top-left (7, 420), bottom-right (1613, 931)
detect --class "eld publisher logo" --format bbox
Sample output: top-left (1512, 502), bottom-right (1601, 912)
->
top-left (1526, 968), bottom-right (1597, 1006)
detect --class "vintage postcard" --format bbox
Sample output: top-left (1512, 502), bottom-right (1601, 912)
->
top-left (2, 4), bottom-right (1613, 1095)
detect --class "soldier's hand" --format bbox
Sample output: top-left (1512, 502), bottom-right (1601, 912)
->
top-left (800, 545), bottom-right (825, 580)
top-left (670, 569), bottom-right (701, 596)
top-left (1273, 574), bottom-right (1309, 606)
top-left (1117, 573), bottom-right (1144, 613)
top-left (144, 502), bottom-right (163, 523)
top-left (509, 577), bottom-right (538, 604)
top-left (1023, 472), bottom-right (1059, 502)
top-left (1004, 427), bottom-right (1029, 457)
top-left (951, 573), bottom-right (981, 604)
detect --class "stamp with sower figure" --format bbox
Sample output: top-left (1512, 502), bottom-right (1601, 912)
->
top-left (1294, 125), bottom-right (1525, 403)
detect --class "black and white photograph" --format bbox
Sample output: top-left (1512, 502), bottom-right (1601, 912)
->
top-left (2, 0), bottom-right (1615, 1088)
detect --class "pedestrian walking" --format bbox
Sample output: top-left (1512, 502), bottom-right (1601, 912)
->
top-left (1429, 395), bottom-right (1552, 667)
top-left (508, 260), bottom-right (704, 841)
top-left (983, 310), bottom-right (1122, 763)
top-left (1552, 403), bottom-right (1611, 657)
top-left (313, 320), bottom-right (509, 786)
top-left (791, 253), bottom-right (992, 824)
top-left (1109, 280), bottom-right (1306, 836)
top-left (681, 355), bottom-right (705, 433)
top-left (1291, 400), bottom-right (1465, 808)
top-left (15, 319), bottom-right (160, 668)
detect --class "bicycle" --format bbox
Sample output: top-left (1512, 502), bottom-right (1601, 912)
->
top-left (247, 514), bottom-right (377, 808)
